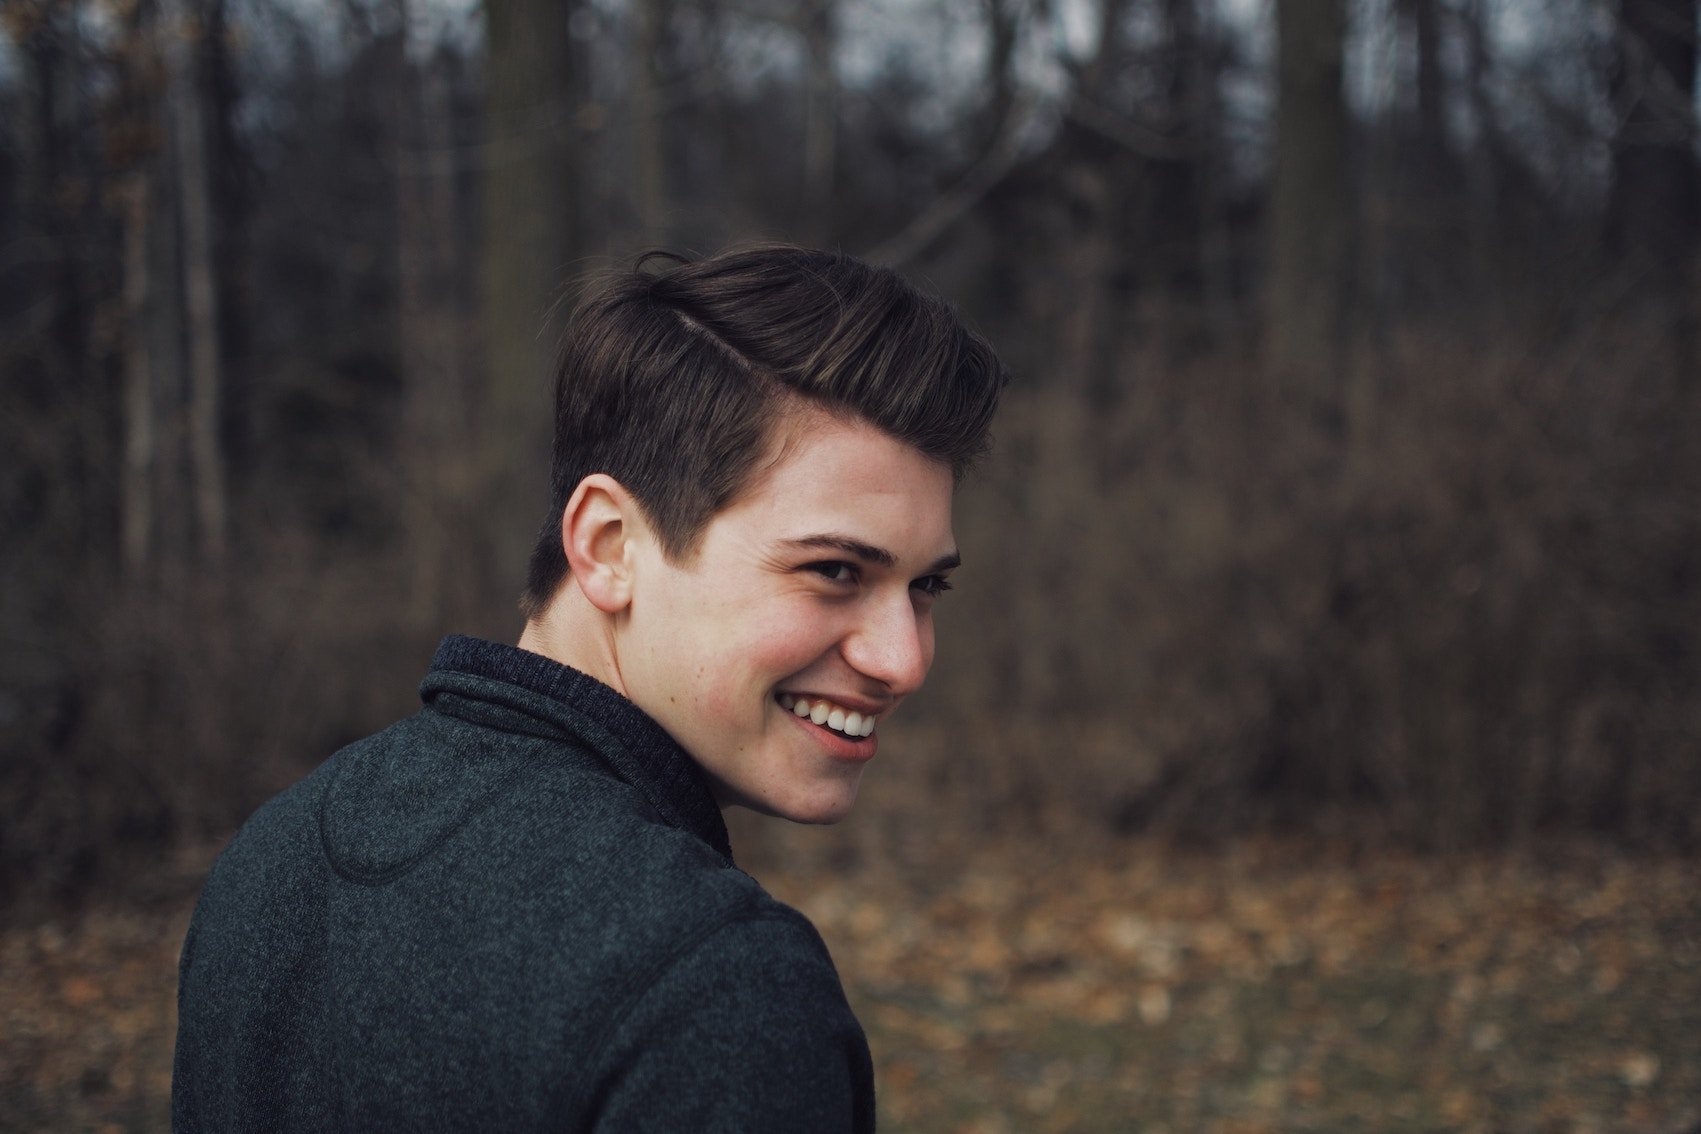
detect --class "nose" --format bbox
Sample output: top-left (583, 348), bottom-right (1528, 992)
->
top-left (842, 590), bottom-right (933, 696)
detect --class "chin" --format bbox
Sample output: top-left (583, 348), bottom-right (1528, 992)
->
top-left (743, 780), bottom-right (863, 826)
top-left (787, 799), bottom-right (857, 826)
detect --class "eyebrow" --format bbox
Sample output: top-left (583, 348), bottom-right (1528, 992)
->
top-left (782, 534), bottom-right (961, 575)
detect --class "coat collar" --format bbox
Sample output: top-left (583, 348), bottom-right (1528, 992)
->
top-left (420, 635), bottom-right (732, 861)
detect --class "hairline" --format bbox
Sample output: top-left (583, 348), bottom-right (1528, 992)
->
top-left (647, 396), bottom-right (955, 567)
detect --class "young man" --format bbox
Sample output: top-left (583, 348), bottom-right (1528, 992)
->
top-left (173, 245), bottom-right (1006, 1131)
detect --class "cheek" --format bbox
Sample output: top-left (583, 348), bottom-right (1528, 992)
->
top-left (698, 677), bottom-right (752, 722)
top-left (670, 596), bottom-right (844, 718)
top-left (691, 643), bottom-right (782, 725)
top-left (745, 602), bottom-right (838, 666)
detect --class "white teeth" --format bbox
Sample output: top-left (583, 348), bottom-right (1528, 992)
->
top-left (780, 694), bottom-right (879, 737)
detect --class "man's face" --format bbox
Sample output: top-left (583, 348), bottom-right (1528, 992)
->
top-left (618, 410), bottom-right (958, 824)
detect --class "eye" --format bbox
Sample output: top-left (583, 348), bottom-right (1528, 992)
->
top-left (911, 574), bottom-right (953, 598)
top-left (806, 561), bottom-right (859, 584)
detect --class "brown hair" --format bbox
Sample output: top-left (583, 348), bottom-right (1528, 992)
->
top-left (520, 244), bottom-right (1008, 618)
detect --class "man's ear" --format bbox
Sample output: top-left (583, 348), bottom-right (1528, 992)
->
top-left (561, 474), bottom-right (642, 614)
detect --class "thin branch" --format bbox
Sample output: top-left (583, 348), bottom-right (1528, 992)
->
top-left (860, 100), bottom-right (1038, 268)
top-left (1062, 97), bottom-right (1192, 161)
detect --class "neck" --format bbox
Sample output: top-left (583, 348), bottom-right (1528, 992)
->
top-left (517, 588), bottom-right (627, 697)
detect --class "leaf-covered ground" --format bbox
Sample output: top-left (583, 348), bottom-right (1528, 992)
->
top-left (4, 839), bottom-right (1697, 1132)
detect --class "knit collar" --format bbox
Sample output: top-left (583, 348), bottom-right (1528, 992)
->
top-left (419, 635), bottom-right (732, 861)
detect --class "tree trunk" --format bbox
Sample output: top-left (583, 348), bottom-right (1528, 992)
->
top-left (18, 1), bottom-right (105, 569)
top-left (974, 0), bottom-right (1019, 155)
top-left (1152, 0), bottom-right (1207, 343)
top-left (171, 0), bottom-right (228, 566)
top-left (1609, 0), bottom-right (1699, 289)
top-left (1407, 0), bottom-right (1445, 163)
top-left (799, 0), bottom-right (838, 242)
top-left (480, 0), bottom-right (577, 604)
top-left (1265, 0), bottom-right (1350, 404)
top-left (630, 0), bottom-right (670, 242)
top-left (122, 173), bottom-right (156, 583)
top-left (398, 40), bottom-right (474, 628)
top-left (1461, 0), bottom-right (1501, 302)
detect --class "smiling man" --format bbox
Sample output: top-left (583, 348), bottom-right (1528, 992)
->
top-left (173, 246), bottom-right (1006, 1132)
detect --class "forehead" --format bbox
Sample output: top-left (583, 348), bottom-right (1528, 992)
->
top-left (713, 406), bottom-right (956, 550)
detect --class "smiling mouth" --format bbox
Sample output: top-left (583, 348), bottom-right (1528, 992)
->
top-left (776, 692), bottom-right (878, 739)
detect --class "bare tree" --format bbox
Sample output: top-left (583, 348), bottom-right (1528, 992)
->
top-left (797, 0), bottom-right (838, 241)
top-left (1265, 0), bottom-right (1350, 396)
top-left (630, 0), bottom-right (671, 242)
top-left (121, 169), bottom-right (156, 583)
top-left (1402, 0), bottom-right (1446, 164)
top-left (480, 0), bottom-right (578, 596)
top-left (1609, 0), bottom-right (1699, 292)
top-left (117, 0), bottom-right (166, 585)
top-left (170, 0), bottom-right (229, 566)
top-left (396, 21), bottom-right (474, 627)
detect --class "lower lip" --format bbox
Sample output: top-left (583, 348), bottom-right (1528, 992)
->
top-left (781, 705), bottom-right (880, 763)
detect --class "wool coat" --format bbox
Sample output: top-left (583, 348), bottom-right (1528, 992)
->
top-left (173, 635), bottom-right (875, 1132)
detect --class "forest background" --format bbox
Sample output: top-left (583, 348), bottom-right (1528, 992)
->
top-left (5, 0), bottom-right (1698, 889)
top-left (1, 0), bottom-right (1699, 1127)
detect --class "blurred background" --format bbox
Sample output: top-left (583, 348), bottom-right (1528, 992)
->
top-left (2, 0), bottom-right (1699, 1129)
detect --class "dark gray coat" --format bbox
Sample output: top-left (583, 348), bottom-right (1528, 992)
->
top-left (173, 636), bottom-right (875, 1132)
